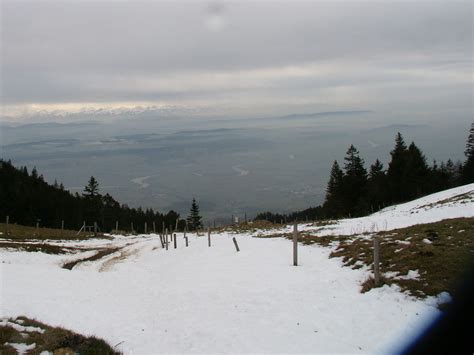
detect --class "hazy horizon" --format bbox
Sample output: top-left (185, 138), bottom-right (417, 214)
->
top-left (1, 0), bottom-right (472, 221)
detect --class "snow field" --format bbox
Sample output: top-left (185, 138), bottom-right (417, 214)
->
top-left (1, 232), bottom-right (442, 353)
top-left (2, 184), bottom-right (473, 353)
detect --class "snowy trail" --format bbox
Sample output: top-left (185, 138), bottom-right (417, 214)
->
top-left (1, 233), bottom-right (441, 354)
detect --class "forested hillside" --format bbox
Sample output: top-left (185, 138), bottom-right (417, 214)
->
top-left (257, 126), bottom-right (474, 222)
top-left (0, 160), bottom-right (184, 233)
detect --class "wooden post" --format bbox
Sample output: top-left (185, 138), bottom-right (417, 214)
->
top-left (153, 222), bottom-right (156, 233)
top-left (245, 213), bottom-right (247, 224)
top-left (115, 220), bottom-right (118, 233)
top-left (174, 233), bottom-right (177, 248)
top-left (293, 222), bottom-right (298, 266)
top-left (175, 218), bottom-right (179, 231)
top-left (162, 221), bottom-right (165, 233)
top-left (185, 236), bottom-right (189, 247)
top-left (144, 222), bottom-right (148, 234)
top-left (373, 238), bottom-right (380, 287)
top-left (165, 229), bottom-right (169, 250)
top-left (94, 222), bottom-right (98, 237)
top-left (159, 233), bottom-right (164, 248)
top-left (5, 215), bottom-right (9, 235)
top-left (233, 237), bottom-right (240, 252)
top-left (131, 222), bottom-right (134, 234)
top-left (208, 227), bottom-right (211, 247)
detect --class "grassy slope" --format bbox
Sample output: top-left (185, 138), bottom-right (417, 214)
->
top-left (0, 223), bottom-right (104, 241)
top-left (300, 217), bottom-right (474, 297)
top-left (0, 316), bottom-right (120, 355)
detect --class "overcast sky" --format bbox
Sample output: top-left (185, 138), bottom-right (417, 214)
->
top-left (1, 0), bottom-right (472, 122)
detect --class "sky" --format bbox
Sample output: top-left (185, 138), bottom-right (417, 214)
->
top-left (1, 0), bottom-right (472, 122)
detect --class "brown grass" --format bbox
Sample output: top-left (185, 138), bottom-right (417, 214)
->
top-left (0, 316), bottom-right (121, 354)
top-left (329, 217), bottom-right (474, 297)
top-left (0, 222), bottom-right (109, 241)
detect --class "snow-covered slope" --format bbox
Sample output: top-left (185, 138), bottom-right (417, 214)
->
top-left (300, 183), bottom-right (474, 236)
top-left (1, 185), bottom-right (473, 354)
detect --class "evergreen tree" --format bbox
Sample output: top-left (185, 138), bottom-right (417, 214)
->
top-left (367, 159), bottom-right (388, 212)
top-left (387, 132), bottom-right (408, 203)
top-left (323, 160), bottom-right (344, 218)
top-left (187, 198), bottom-right (203, 231)
top-left (405, 142), bottom-right (429, 199)
top-left (83, 176), bottom-right (102, 224)
top-left (342, 145), bottom-right (368, 216)
top-left (84, 176), bottom-right (100, 198)
top-left (462, 122), bottom-right (474, 183)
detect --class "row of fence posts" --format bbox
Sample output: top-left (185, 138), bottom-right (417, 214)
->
top-left (4, 215), bottom-right (68, 236)
top-left (155, 226), bottom-right (240, 253)
top-left (4, 215), bottom-right (379, 282)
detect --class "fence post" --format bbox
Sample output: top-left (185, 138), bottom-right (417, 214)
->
top-left (165, 229), bottom-right (169, 250)
top-left (185, 236), bottom-right (189, 247)
top-left (293, 222), bottom-right (298, 266)
top-left (208, 227), bottom-right (211, 247)
top-left (175, 219), bottom-right (179, 231)
top-left (373, 237), bottom-right (380, 286)
top-left (153, 222), bottom-right (156, 233)
top-left (94, 222), bottom-right (98, 237)
top-left (5, 215), bottom-right (9, 235)
top-left (174, 233), bottom-right (177, 249)
top-left (131, 222), bottom-right (134, 234)
top-left (233, 237), bottom-right (240, 252)
top-left (115, 220), bottom-right (118, 233)
top-left (144, 222), bottom-right (147, 234)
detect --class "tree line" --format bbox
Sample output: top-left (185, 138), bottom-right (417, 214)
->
top-left (0, 161), bottom-right (204, 233)
top-left (256, 124), bottom-right (474, 222)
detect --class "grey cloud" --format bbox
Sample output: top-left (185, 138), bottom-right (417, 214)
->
top-left (0, 0), bottom-right (472, 118)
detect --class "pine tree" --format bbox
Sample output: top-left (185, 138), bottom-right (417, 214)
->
top-left (342, 145), bottom-right (368, 216)
top-left (405, 142), bottom-right (429, 199)
top-left (462, 122), bottom-right (474, 183)
top-left (323, 161), bottom-right (344, 217)
top-left (84, 176), bottom-right (100, 198)
top-left (367, 159), bottom-right (388, 211)
top-left (387, 132), bottom-right (409, 203)
top-left (83, 176), bottom-right (101, 224)
top-left (187, 198), bottom-right (203, 231)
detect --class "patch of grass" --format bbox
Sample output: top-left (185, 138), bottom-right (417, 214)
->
top-left (328, 217), bottom-right (474, 297)
top-left (0, 241), bottom-right (92, 255)
top-left (0, 223), bottom-right (109, 241)
top-left (0, 316), bottom-right (121, 354)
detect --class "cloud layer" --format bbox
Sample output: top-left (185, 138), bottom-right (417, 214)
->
top-left (1, 1), bottom-right (472, 120)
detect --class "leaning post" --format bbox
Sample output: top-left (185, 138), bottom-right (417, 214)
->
top-left (233, 237), bottom-right (240, 252)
